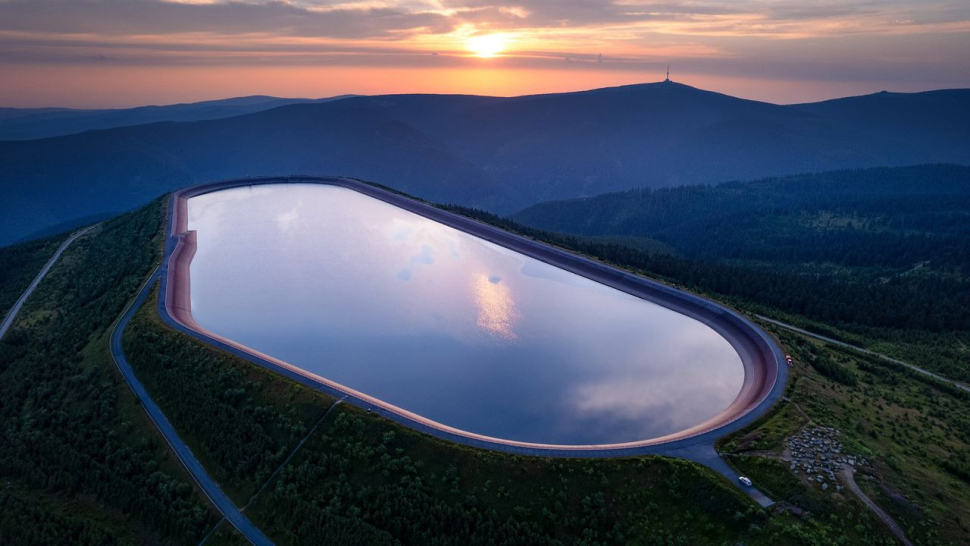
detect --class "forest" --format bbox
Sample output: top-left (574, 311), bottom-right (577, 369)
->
top-left (0, 232), bottom-right (66, 319)
top-left (0, 200), bottom-right (217, 544)
top-left (0, 170), bottom-right (968, 545)
top-left (511, 165), bottom-right (970, 334)
top-left (123, 289), bottom-right (905, 546)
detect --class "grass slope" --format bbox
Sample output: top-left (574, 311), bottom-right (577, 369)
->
top-left (721, 324), bottom-right (970, 546)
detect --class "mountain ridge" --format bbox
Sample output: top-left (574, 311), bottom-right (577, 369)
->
top-left (0, 94), bottom-right (356, 141)
top-left (0, 82), bottom-right (967, 246)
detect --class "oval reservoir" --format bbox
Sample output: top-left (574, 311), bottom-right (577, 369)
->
top-left (186, 183), bottom-right (744, 445)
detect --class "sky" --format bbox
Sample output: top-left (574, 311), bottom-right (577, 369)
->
top-left (1, 0), bottom-right (968, 108)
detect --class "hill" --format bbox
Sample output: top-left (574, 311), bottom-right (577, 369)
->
top-left (0, 83), bottom-right (968, 245)
top-left (512, 164), bottom-right (970, 266)
top-left (792, 89), bottom-right (970, 162)
top-left (0, 95), bottom-right (353, 141)
top-left (511, 164), bottom-right (970, 335)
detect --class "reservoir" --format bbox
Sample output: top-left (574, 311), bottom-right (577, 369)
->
top-left (186, 183), bottom-right (744, 445)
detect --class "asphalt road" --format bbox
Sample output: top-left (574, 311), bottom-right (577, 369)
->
top-left (757, 315), bottom-right (970, 393)
top-left (109, 268), bottom-right (274, 546)
top-left (0, 225), bottom-right (95, 340)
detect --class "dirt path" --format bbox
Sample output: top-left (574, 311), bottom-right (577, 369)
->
top-left (841, 467), bottom-right (914, 546)
top-left (740, 418), bottom-right (915, 546)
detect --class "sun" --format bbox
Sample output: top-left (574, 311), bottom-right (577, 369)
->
top-left (466, 33), bottom-right (509, 58)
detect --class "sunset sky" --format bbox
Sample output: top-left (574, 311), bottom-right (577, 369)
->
top-left (1, 0), bottom-right (969, 107)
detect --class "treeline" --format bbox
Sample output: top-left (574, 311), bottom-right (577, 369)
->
top-left (0, 200), bottom-right (214, 544)
top-left (512, 165), bottom-right (970, 268)
top-left (123, 288), bottom-right (781, 544)
top-left (258, 409), bottom-right (759, 545)
top-left (509, 165), bottom-right (970, 334)
top-left (123, 295), bottom-right (907, 545)
top-left (445, 204), bottom-right (970, 334)
top-left (123, 289), bottom-right (331, 502)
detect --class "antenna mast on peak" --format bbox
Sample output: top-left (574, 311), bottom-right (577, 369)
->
top-left (664, 64), bottom-right (670, 83)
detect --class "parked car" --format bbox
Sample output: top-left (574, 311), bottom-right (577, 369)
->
top-left (738, 476), bottom-right (753, 487)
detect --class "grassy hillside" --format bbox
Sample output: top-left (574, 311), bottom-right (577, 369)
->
top-left (0, 199), bottom-right (217, 544)
top-left (123, 286), bottom-right (334, 505)
top-left (721, 322), bottom-right (970, 546)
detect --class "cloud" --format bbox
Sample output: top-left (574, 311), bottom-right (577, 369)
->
top-left (0, 0), bottom-right (967, 104)
top-left (0, 0), bottom-right (451, 39)
top-left (3, 0), bottom-right (968, 42)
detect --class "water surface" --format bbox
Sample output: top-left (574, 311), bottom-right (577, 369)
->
top-left (188, 184), bottom-right (743, 445)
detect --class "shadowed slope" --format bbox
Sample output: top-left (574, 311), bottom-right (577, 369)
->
top-left (1, 83), bottom-right (968, 245)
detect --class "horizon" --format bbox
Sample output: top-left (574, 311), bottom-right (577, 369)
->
top-left (2, 0), bottom-right (968, 108)
top-left (4, 78), bottom-right (967, 111)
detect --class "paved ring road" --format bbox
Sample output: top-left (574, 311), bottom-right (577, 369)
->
top-left (109, 268), bottom-right (274, 546)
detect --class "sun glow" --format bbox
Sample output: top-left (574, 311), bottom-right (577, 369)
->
top-left (466, 33), bottom-right (509, 58)
top-left (472, 274), bottom-right (518, 340)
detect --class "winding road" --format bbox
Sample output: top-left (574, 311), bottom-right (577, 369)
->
top-left (109, 268), bottom-right (273, 546)
top-left (0, 225), bottom-right (95, 340)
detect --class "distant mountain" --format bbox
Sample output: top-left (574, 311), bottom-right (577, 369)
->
top-left (0, 95), bottom-right (354, 141)
top-left (791, 90), bottom-right (970, 162)
top-left (0, 83), bottom-right (968, 246)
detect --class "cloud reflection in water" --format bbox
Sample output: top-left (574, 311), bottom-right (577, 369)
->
top-left (472, 274), bottom-right (518, 340)
top-left (187, 184), bottom-right (744, 445)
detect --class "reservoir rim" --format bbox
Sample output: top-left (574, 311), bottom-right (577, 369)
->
top-left (158, 175), bottom-right (788, 455)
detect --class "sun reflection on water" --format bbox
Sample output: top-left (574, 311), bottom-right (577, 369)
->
top-left (472, 274), bottom-right (518, 340)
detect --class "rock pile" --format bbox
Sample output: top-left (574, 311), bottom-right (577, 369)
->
top-left (786, 426), bottom-right (868, 492)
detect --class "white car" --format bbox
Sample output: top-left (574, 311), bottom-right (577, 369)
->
top-left (738, 476), bottom-right (753, 487)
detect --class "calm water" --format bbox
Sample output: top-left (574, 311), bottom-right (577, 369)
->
top-left (187, 184), bottom-right (744, 445)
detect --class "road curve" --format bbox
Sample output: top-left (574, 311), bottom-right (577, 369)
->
top-left (159, 176), bottom-right (788, 507)
top-left (0, 225), bottom-right (95, 340)
top-left (109, 268), bottom-right (273, 546)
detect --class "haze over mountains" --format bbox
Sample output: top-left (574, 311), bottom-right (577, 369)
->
top-left (0, 95), bottom-right (353, 141)
top-left (0, 82), bottom-right (968, 246)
